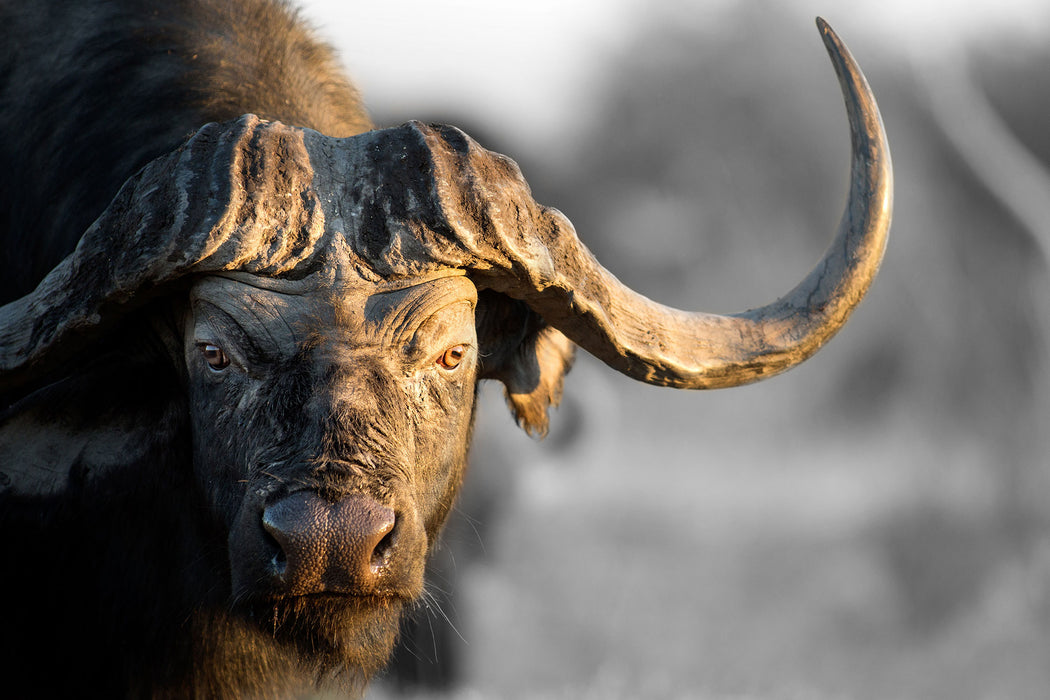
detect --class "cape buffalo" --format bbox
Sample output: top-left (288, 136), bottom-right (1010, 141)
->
top-left (0, 0), bottom-right (892, 697)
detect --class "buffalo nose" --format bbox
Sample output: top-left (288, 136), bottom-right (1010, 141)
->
top-left (262, 492), bottom-right (396, 595)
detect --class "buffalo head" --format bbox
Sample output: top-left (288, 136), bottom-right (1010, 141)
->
top-left (0, 19), bottom-right (890, 697)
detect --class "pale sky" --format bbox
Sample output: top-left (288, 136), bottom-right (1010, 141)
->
top-left (299, 0), bottom-right (1050, 146)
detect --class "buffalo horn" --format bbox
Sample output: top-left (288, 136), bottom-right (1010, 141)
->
top-left (481, 18), bottom-right (892, 389)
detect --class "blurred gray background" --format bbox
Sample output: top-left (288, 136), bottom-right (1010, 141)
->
top-left (300, 1), bottom-right (1050, 698)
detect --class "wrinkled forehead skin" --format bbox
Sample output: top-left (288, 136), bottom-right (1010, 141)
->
top-left (190, 270), bottom-right (480, 352)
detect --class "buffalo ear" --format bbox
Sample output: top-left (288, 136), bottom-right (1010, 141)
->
top-left (476, 291), bottom-right (575, 437)
top-left (0, 320), bottom-right (186, 498)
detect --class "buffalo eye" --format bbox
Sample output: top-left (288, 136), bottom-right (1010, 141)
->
top-left (436, 345), bottom-right (467, 370)
top-left (199, 343), bottom-right (230, 371)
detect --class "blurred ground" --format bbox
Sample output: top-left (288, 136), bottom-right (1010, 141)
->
top-left (331, 3), bottom-right (1050, 698)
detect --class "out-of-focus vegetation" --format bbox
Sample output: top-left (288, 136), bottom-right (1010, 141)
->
top-left (375, 4), bottom-right (1050, 699)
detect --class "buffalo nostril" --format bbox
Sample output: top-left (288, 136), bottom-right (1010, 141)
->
top-left (370, 521), bottom-right (397, 571)
top-left (263, 529), bottom-right (287, 577)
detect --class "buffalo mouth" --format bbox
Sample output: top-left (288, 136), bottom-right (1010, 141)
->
top-left (235, 588), bottom-right (413, 634)
top-left (239, 590), bottom-right (411, 624)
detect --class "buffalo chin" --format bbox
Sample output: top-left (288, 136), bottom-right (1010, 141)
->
top-left (188, 591), bottom-right (405, 696)
top-left (239, 594), bottom-right (404, 685)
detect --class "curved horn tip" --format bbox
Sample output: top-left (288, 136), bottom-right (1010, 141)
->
top-left (816, 17), bottom-right (846, 60)
top-left (815, 18), bottom-right (865, 82)
top-left (815, 17), bottom-right (841, 46)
